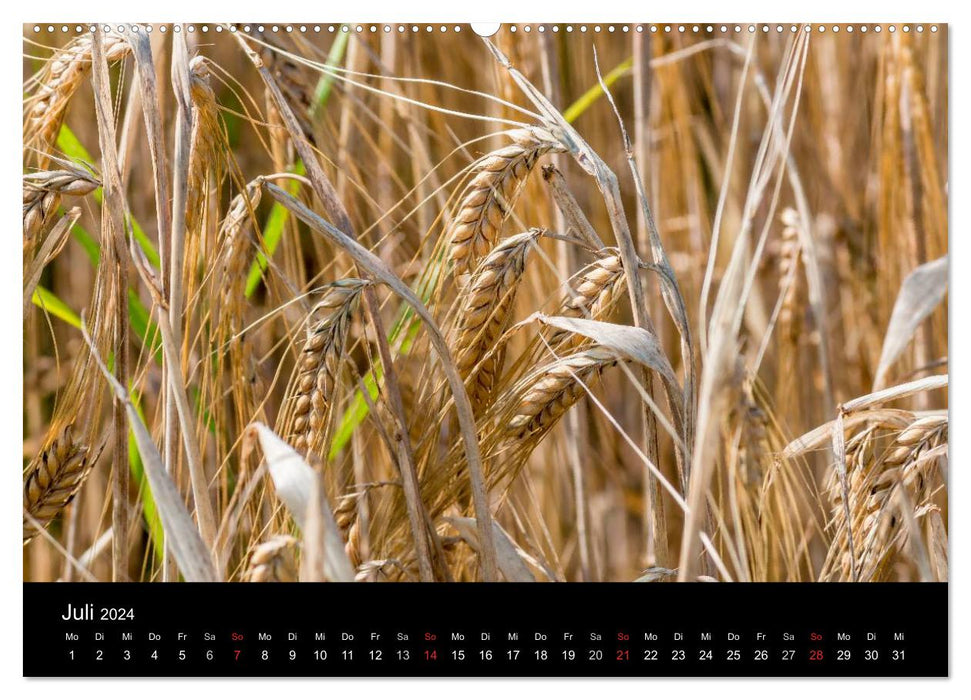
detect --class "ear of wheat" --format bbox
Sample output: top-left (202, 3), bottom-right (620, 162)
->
top-left (505, 347), bottom-right (619, 442)
top-left (185, 56), bottom-right (221, 237)
top-left (548, 252), bottom-right (626, 350)
top-left (453, 229), bottom-right (539, 414)
top-left (737, 379), bottom-right (770, 490)
top-left (23, 423), bottom-right (93, 543)
top-left (829, 414), bottom-right (948, 581)
top-left (23, 166), bottom-right (100, 245)
top-left (215, 181), bottom-right (263, 325)
top-left (208, 181), bottom-right (266, 432)
top-left (335, 491), bottom-right (364, 568)
top-left (243, 535), bottom-right (299, 582)
top-left (26, 34), bottom-right (131, 157)
top-left (448, 128), bottom-right (563, 276)
top-left (286, 279), bottom-right (369, 457)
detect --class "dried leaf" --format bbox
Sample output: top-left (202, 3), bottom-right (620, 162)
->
top-left (248, 422), bottom-right (355, 582)
top-left (844, 375), bottom-right (948, 413)
top-left (874, 255), bottom-right (948, 389)
top-left (634, 567), bottom-right (677, 582)
top-left (532, 314), bottom-right (681, 397)
top-left (446, 516), bottom-right (535, 582)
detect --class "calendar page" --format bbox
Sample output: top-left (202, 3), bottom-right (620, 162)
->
top-left (22, 21), bottom-right (948, 677)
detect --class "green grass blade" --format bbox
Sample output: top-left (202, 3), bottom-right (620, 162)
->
top-left (32, 286), bottom-right (81, 329)
top-left (127, 390), bottom-right (165, 566)
top-left (562, 57), bottom-right (633, 124)
top-left (32, 282), bottom-right (161, 363)
top-left (311, 31), bottom-right (349, 113)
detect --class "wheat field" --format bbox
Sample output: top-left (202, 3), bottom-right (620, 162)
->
top-left (22, 23), bottom-right (948, 583)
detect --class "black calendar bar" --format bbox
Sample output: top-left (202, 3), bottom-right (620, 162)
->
top-left (23, 582), bottom-right (947, 677)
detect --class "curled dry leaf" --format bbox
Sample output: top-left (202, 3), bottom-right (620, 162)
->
top-left (247, 422), bottom-right (355, 582)
top-left (445, 516), bottom-right (535, 583)
top-left (874, 255), bottom-right (948, 389)
top-left (531, 314), bottom-right (682, 410)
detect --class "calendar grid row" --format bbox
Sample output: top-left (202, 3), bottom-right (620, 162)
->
top-left (61, 641), bottom-right (911, 664)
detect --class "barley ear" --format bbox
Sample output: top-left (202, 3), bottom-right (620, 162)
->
top-left (243, 535), bottom-right (300, 582)
top-left (506, 347), bottom-right (619, 442)
top-left (548, 252), bottom-right (626, 350)
top-left (26, 34), bottom-right (131, 159)
top-left (448, 128), bottom-right (563, 276)
top-left (23, 165), bottom-right (100, 246)
top-left (286, 279), bottom-right (369, 457)
top-left (23, 424), bottom-right (95, 544)
top-left (453, 229), bottom-right (540, 413)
